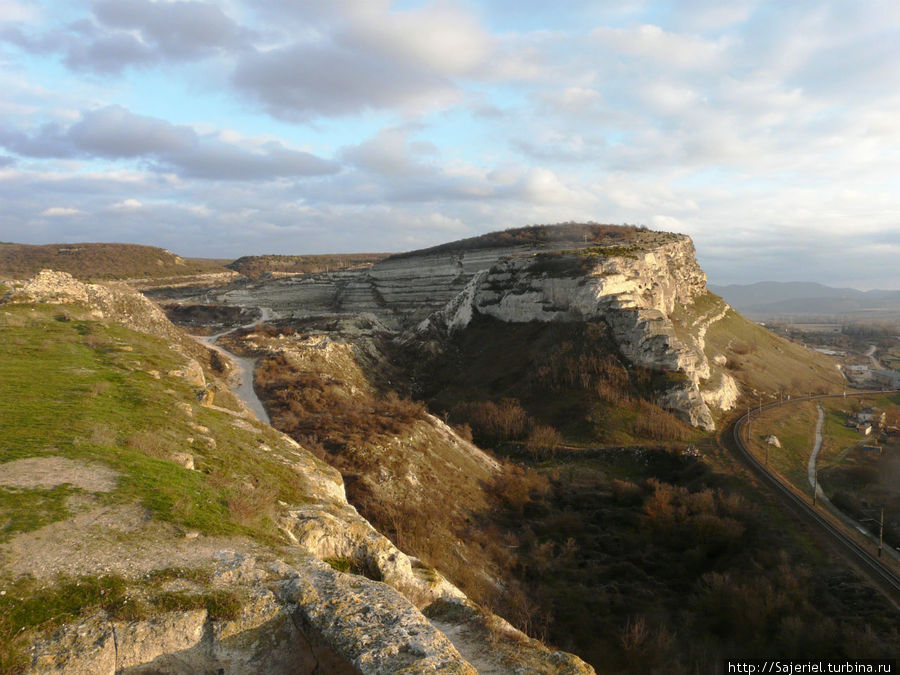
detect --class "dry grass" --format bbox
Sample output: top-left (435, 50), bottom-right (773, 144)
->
top-left (703, 305), bottom-right (845, 398)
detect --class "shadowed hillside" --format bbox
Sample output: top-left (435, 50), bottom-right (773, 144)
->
top-left (0, 243), bottom-right (229, 281)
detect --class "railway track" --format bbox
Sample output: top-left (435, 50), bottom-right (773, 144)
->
top-left (723, 391), bottom-right (900, 604)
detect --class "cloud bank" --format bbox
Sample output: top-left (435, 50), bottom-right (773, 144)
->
top-left (0, 0), bottom-right (898, 288)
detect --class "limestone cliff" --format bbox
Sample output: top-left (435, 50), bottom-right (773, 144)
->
top-left (160, 226), bottom-right (739, 429)
top-left (410, 237), bottom-right (738, 430)
top-left (376, 232), bottom-right (739, 429)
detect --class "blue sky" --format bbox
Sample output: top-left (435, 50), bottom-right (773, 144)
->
top-left (1, 0), bottom-right (899, 288)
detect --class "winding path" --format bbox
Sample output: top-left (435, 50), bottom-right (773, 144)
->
top-left (807, 405), bottom-right (826, 504)
top-left (195, 309), bottom-right (272, 425)
top-left (865, 345), bottom-right (883, 370)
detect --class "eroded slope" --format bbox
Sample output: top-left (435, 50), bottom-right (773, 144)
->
top-left (0, 272), bottom-right (591, 675)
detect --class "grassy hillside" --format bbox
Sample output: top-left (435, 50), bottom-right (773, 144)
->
top-left (748, 394), bottom-right (900, 552)
top-left (0, 243), bottom-right (229, 281)
top-left (698, 299), bottom-right (845, 398)
top-left (0, 301), bottom-right (341, 671)
top-left (227, 253), bottom-right (389, 278)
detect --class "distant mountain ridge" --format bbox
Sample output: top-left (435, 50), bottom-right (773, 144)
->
top-left (710, 281), bottom-right (900, 318)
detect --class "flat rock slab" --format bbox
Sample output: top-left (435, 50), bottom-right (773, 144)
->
top-left (0, 456), bottom-right (119, 492)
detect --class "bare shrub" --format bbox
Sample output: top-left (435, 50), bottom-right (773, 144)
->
top-left (730, 341), bottom-right (756, 355)
top-left (125, 430), bottom-right (167, 458)
top-left (255, 353), bottom-right (426, 453)
top-left (634, 400), bottom-right (692, 441)
top-left (87, 381), bottom-right (111, 398)
top-left (450, 398), bottom-right (530, 445)
top-left (82, 333), bottom-right (111, 352)
top-left (491, 464), bottom-right (551, 515)
top-left (524, 425), bottom-right (563, 457)
top-left (90, 422), bottom-right (117, 446)
top-left (612, 479), bottom-right (643, 505)
top-left (619, 615), bottom-right (675, 671)
top-left (227, 483), bottom-right (277, 528)
top-left (453, 422), bottom-right (473, 442)
top-left (725, 357), bottom-right (743, 371)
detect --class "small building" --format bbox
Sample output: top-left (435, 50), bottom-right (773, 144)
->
top-left (857, 408), bottom-right (886, 427)
top-left (861, 444), bottom-right (882, 454)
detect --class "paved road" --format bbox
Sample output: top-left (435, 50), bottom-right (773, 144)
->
top-left (196, 308), bottom-right (272, 425)
top-left (807, 405), bottom-right (826, 503)
top-left (865, 345), bottom-right (883, 370)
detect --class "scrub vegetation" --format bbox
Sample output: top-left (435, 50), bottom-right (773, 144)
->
top-left (388, 222), bottom-right (670, 259)
top-left (236, 312), bottom-right (900, 672)
top-left (0, 243), bottom-right (228, 281)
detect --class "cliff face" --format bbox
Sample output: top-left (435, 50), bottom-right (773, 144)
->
top-left (1, 272), bottom-right (592, 675)
top-left (394, 234), bottom-right (737, 430)
top-left (161, 229), bottom-right (739, 429)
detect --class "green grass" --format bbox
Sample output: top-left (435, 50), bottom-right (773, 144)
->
top-left (324, 557), bottom-right (362, 574)
top-left (151, 589), bottom-right (242, 621)
top-left (0, 297), bottom-right (359, 675)
top-left (748, 395), bottom-right (900, 499)
top-left (0, 573), bottom-right (130, 673)
top-left (0, 486), bottom-right (76, 542)
top-left (704, 308), bottom-right (845, 399)
top-left (0, 302), bottom-right (325, 544)
top-left (580, 244), bottom-right (644, 259)
top-left (818, 400), bottom-right (868, 464)
top-left (746, 402), bottom-right (818, 489)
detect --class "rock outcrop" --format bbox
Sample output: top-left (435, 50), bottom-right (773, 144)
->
top-left (398, 234), bottom-right (736, 429)
top-left (159, 228), bottom-right (740, 429)
top-left (12, 269), bottom-right (186, 343)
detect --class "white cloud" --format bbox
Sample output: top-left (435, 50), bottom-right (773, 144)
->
top-left (1, 1), bottom-right (900, 290)
top-left (111, 199), bottom-right (142, 211)
top-left (591, 24), bottom-right (731, 70)
top-left (343, 1), bottom-right (490, 75)
top-left (0, 105), bottom-right (338, 180)
top-left (0, 0), bottom-right (39, 22)
top-left (40, 206), bottom-right (82, 217)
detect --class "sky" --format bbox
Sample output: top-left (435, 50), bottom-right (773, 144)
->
top-left (0, 0), bottom-right (898, 288)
